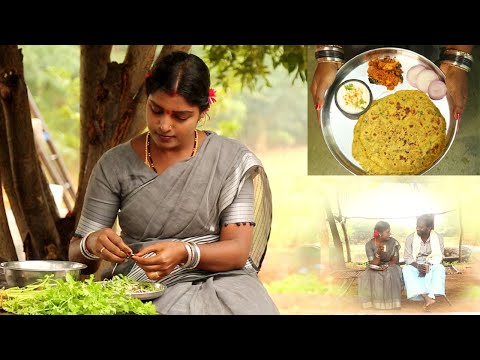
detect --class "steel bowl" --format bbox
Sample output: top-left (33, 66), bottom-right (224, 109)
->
top-left (0, 260), bottom-right (87, 288)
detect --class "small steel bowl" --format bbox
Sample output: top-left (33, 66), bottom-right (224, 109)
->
top-left (334, 79), bottom-right (373, 120)
top-left (0, 260), bottom-right (87, 288)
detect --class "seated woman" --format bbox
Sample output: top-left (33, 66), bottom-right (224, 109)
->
top-left (68, 51), bottom-right (279, 315)
top-left (358, 221), bottom-right (403, 310)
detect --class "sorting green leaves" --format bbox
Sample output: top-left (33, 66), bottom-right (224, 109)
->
top-left (0, 274), bottom-right (160, 315)
top-left (102, 274), bottom-right (165, 294)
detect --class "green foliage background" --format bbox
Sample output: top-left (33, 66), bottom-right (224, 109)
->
top-left (20, 45), bottom-right (307, 179)
top-left (21, 45), bottom-right (81, 173)
top-left (10, 45), bottom-right (480, 300)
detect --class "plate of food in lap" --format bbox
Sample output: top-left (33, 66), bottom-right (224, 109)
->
top-left (321, 47), bottom-right (455, 175)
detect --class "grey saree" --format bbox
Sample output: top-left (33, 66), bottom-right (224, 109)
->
top-left (358, 237), bottom-right (403, 310)
top-left (75, 131), bottom-right (279, 314)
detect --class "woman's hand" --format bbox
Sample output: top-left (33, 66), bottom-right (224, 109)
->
top-left (440, 63), bottom-right (469, 127)
top-left (132, 241), bottom-right (187, 281)
top-left (376, 243), bottom-right (385, 255)
top-left (310, 62), bottom-right (338, 126)
top-left (87, 228), bottom-right (133, 263)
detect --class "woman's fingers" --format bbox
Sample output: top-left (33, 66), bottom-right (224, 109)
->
top-left (146, 271), bottom-right (162, 281)
top-left (310, 62), bottom-right (338, 127)
top-left (133, 242), bottom-right (185, 280)
top-left (133, 243), bottom-right (159, 258)
top-left (96, 228), bottom-right (132, 261)
top-left (441, 63), bottom-right (469, 129)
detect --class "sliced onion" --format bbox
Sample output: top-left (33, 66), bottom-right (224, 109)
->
top-left (406, 64), bottom-right (426, 87)
top-left (428, 80), bottom-right (447, 100)
top-left (416, 69), bottom-right (439, 92)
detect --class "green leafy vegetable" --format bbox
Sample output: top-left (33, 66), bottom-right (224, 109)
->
top-left (0, 274), bottom-right (159, 315)
top-left (102, 274), bottom-right (164, 294)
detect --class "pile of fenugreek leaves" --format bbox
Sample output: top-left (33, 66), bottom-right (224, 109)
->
top-left (0, 274), bottom-right (160, 315)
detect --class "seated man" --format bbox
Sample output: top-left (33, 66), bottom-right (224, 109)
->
top-left (402, 214), bottom-right (446, 311)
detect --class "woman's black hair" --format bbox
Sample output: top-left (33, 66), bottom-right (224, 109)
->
top-left (146, 51), bottom-right (210, 112)
top-left (374, 221), bottom-right (390, 233)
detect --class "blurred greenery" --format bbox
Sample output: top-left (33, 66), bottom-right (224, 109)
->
top-left (259, 147), bottom-right (480, 271)
top-left (20, 45), bottom-right (81, 178)
top-left (202, 45), bottom-right (306, 91)
top-left (19, 45), bottom-right (307, 180)
top-left (462, 285), bottom-right (480, 299)
top-left (15, 45), bottom-right (479, 275)
top-left (264, 273), bottom-right (342, 295)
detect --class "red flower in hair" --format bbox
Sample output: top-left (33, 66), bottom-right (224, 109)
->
top-left (145, 72), bottom-right (152, 79)
top-left (208, 88), bottom-right (217, 105)
top-left (373, 229), bottom-right (379, 238)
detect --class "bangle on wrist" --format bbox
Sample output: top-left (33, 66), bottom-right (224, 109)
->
top-left (444, 48), bottom-right (473, 59)
top-left (315, 46), bottom-right (345, 69)
top-left (179, 242), bottom-right (193, 268)
top-left (441, 60), bottom-right (471, 73)
top-left (180, 242), bottom-right (201, 269)
top-left (317, 60), bottom-right (344, 70)
top-left (315, 49), bottom-right (345, 62)
top-left (316, 45), bottom-right (343, 52)
top-left (79, 231), bottom-right (100, 260)
top-left (440, 48), bottom-right (474, 73)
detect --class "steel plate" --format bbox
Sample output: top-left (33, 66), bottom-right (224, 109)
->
top-left (321, 47), bottom-right (456, 175)
top-left (127, 282), bottom-right (166, 301)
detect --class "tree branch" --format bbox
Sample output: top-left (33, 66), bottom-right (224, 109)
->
top-left (112, 45), bottom-right (156, 146)
top-left (154, 45), bottom-right (192, 68)
top-left (123, 45), bottom-right (156, 102)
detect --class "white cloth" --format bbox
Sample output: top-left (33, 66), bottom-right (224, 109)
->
top-left (412, 230), bottom-right (443, 265)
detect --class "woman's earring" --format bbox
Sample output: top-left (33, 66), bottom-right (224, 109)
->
top-left (203, 113), bottom-right (210, 126)
top-left (198, 113), bottom-right (208, 128)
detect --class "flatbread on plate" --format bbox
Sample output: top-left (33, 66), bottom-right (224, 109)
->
top-left (352, 90), bottom-right (446, 175)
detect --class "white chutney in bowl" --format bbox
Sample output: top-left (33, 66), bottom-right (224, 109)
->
top-left (334, 79), bottom-right (373, 119)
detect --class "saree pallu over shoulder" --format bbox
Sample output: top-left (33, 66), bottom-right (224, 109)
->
top-left (117, 133), bottom-right (272, 285)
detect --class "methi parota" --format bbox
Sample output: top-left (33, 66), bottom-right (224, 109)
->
top-left (352, 89), bottom-right (446, 175)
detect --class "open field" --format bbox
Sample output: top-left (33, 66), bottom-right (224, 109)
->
top-left (259, 253), bottom-right (480, 315)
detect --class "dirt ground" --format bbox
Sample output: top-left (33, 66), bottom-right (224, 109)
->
top-left (259, 260), bottom-right (480, 315)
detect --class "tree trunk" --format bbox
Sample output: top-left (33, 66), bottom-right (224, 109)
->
top-left (318, 212), bottom-right (330, 267)
top-left (1, 45), bottom-right (193, 261)
top-left (74, 45), bottom-right (158, 223)
top-left (0, 175), bottom-right (18, 262)
top-left (0, 45), bottom-right (61, 260)
top-left (458, 200), bottom-right (463, 262)
top-left (74, 45), bottom-right (191, 226)
top-left (324, 194), bottom-right (345, 269)
top-left (336, 191), bottom-right (351, 263)
top-left (74, 45), bottom-right (113, 222)
top-left (152, 45), bottom-right (192, 68)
